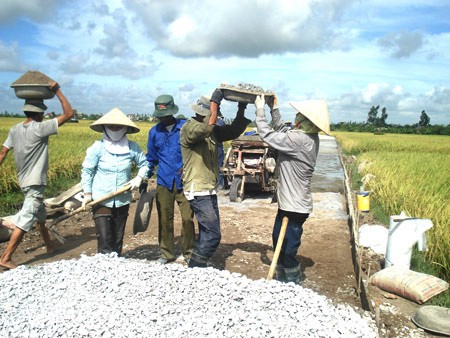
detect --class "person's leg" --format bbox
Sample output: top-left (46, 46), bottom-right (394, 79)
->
top-left (111, 204), bottom-right (129, 256)
top-left (37, 222), bottom-right (55, 254)
top-left (155, 184), bottom-right (176, 261)
top-left (271, 212), bottom-right (286, 281)
top-left (175, 190), bottom-right (195, 260)
top-left (0, 227), bottom-right (25, 269)
top-left (93, 206), bottom-right (114, 254)
top-left (0, 186), bottom-right (44, 269)
top-left (188, 195), bottom-right (220, 268)
top-left (279, 211), bottom-right (309, 284)
top-left (35, 196), bottom-right (55, 254)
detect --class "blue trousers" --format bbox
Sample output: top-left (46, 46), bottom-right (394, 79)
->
top-left (272, 209), bottom-right (309, 268)
top-left (189, 195), bottom-right (221, 258)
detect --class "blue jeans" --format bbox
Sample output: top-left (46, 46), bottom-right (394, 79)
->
top-left (189, 195), bottom-right (221, 258)
top-left (272, 209), bottom-right (309, 268)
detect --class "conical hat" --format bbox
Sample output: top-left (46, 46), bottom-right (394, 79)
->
top-left (90, 108), bottom-right (140, 134)
top-left (289, 100), bottom-right (330, 135)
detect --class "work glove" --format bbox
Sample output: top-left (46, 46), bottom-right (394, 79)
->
top-left (82, 193), bottom-right (93, 210)
top-left (238, 102), bottom-right (248, 109)
top-left (268, 95), bottom-right (278, 111)
top-left (128, 175), bottom-right (143, 190)
top-left (254, 95), bottom-right (265, 110)
top-left (210, 88), bottom-right (224, 104)
top-left (139, 178), bottom-right (149, 194)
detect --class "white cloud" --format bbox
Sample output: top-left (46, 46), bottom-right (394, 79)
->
top-left (0, 0), bottom-right (59, 23)
top-left (0, 0), bottom-right (449, 126)
top-left (0, 42), bottom-right (27, 72)
top-left (377, 31), bottom-right (425, 58)
top-left (125, 0), bottom-right (356, 57)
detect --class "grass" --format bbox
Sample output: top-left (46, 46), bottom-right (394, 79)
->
top-left (0, 117), bottom-right (155, 215)
top-left (335, 131), bottom-right (450, 307)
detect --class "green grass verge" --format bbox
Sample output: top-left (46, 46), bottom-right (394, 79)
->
top-left (347, 158), bottom-right (449, 307)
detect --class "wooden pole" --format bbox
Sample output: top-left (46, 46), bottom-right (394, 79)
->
top-left (267, 216), bottom-right (289, 280)
top-left (49, 184), bottom-right (131, 228)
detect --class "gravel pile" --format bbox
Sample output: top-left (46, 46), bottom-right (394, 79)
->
top-left (0, 254), bottom-right (377, 337)
top-left (11, 70), bottom-right (54, 85)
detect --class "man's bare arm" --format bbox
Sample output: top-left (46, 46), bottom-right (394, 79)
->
top-left (49, 82), bottom-right (74, 126)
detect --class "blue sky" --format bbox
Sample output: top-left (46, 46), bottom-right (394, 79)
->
top-left (0, 0), bottom-right (449, 125)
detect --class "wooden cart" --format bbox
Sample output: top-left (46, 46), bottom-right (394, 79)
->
top-left (222, 134), bottom-right (277, 202)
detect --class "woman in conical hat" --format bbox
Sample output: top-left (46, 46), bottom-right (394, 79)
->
top-left (81, 108), bottom-right (148, 255)
top-left (253, 95), bottom-right (330, 285)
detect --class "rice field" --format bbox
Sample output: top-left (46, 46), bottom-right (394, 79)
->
top-left (334, 132), bottom-right (450, 280)
top-left (0, 118), bottom-right (152, 211)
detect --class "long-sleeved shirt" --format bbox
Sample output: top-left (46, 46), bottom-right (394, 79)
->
top-left (180, 114), bottom-right (251, 199)
top-left (81, 140), bottom-right (148, 207)
top-left (255, 108), bottom-right (319, 213)
top-left (145, 119), bottom-right (186, 190)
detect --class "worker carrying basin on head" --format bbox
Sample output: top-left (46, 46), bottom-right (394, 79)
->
top-left (0, 78), bottom-right (74, 270)
top-left (253, 95), bottom-right (330, 284)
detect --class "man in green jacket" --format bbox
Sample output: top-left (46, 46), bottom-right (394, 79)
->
top-left (180, 91), bottom-right (251, 268)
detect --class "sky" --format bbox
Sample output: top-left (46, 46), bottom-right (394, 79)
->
top-left (0, 0), bottom-right (449, 125)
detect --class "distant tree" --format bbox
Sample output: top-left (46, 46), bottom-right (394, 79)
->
top-left (419, 110), bottom-right (430, 127)
top-left (380, 107), bottom-right (388, 126)
top-left (367, 105), bottom-right (379, 124)
top-left (366, 105), bottom-right (388, 127)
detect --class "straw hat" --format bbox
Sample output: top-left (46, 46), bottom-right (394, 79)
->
top-left (190, 95), bottom-right (211, 117)
top-left (22, 99), bottom-right (47, 113)
top-left (153, 94), bottom-right (179, 117)
top-left (90, 108), bottom-right (140, 134)
top-left (289, 100), bottom-right (330, 135)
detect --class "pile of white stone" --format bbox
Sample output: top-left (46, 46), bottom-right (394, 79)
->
top-left (0, 254), bottom-right (377, 337)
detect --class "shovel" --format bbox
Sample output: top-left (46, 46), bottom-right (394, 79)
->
top-left (48, 184), bottom-right (132, 228)
top-left (267, 216), bottom-right (288, 280)
top-left (132, 187), bottom-right (156, 235)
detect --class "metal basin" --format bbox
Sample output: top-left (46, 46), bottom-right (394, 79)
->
top-left (11, 84), bottom-right (55, 100)
top-left (219, 84), bottom-right (274, 104)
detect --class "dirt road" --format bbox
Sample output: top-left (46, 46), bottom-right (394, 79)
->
top-left (1, 136), bottom-right (430, 337)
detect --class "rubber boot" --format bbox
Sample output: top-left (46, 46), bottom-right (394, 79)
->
top-left (285, 264), bottom-right (302, 285)
top-left (94, 216), bottom-right (115, 254)
top-left (275, 264), bottom-right (287, 282)
top-left (113, 215), bottom-right (127, 256)
top-left (188, 252), bottom-right (208, 268)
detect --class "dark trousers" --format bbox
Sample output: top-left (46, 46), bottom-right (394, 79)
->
top-left (189, 195), bottom-right (220, 258)
top-left (93, 204), bottom-right (129, 256)
top-left (272, 209), bottom-right (309, 268)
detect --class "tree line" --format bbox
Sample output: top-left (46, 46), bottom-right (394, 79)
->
top-left (1, 106), bottom-right (449, 135)
top-left (332, 106), bottom-right (450, 135)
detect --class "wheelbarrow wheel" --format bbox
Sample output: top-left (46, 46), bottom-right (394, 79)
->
top-left (230, 177), bottom-right (243, 203)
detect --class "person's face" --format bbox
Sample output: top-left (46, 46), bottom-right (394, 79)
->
top-left (194, 114), bottom-right (206, 123)
top-left (105, 124), bottom-right (124, 131)
top-left (158, 115), bottom-right (175, 126)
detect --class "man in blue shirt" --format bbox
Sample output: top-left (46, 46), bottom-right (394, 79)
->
top-left (144, 95), bottom-right (195, 264)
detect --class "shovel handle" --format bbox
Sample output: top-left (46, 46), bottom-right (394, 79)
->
top-left (267, 216), bottom-right (288, 280)
top-left (49, 185), bottom-right (131, 227)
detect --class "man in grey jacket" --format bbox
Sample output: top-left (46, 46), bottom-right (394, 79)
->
top-left (254, 95), bottom-right (330, 284)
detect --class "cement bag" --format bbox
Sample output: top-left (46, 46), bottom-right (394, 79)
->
top-left (369, 266), bottom-right (449, 304)
top-left (385, 217), bottom-right (433, 269)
